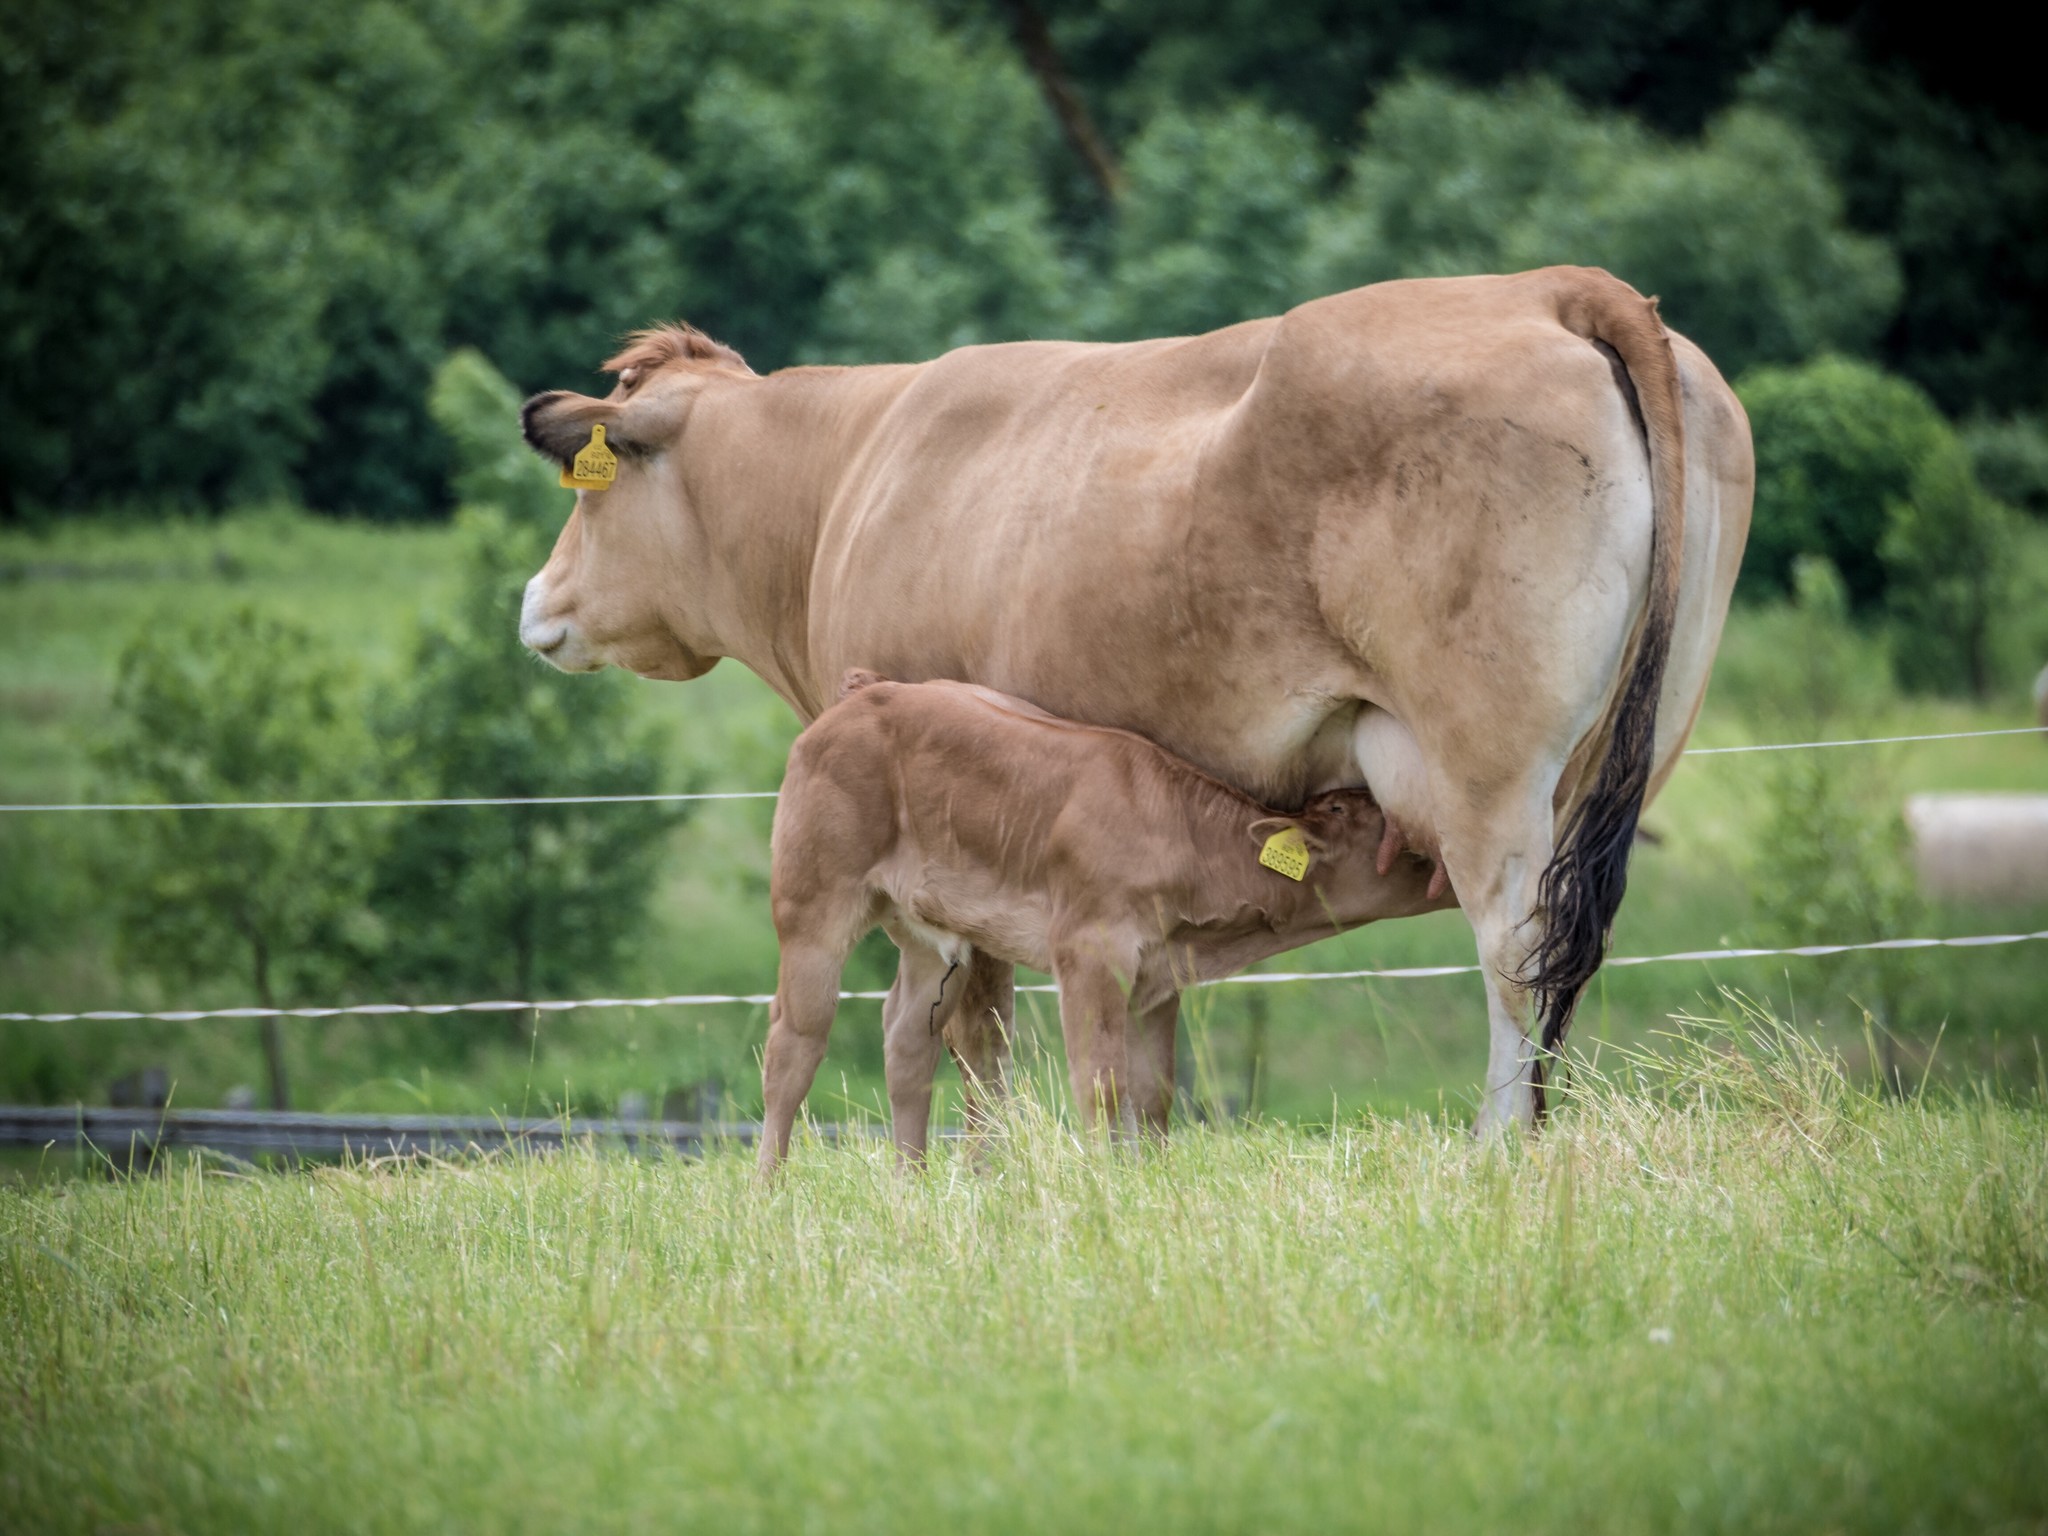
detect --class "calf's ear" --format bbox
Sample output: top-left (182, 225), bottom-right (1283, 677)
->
top-left (1246, 816), bottom-right (1329, 857)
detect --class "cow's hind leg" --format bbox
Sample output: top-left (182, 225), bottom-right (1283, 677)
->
top-left (879, 925), bottom-right (968, 1169)
top-left (1442, 778), bottom-right (1560, 1137)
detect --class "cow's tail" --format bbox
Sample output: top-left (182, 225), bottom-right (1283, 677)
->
top-left (1525, 270), bottom-right (1688, 1116)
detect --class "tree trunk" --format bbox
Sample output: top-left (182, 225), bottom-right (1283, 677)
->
top-left (994, 0), bottom-right (1124, 201)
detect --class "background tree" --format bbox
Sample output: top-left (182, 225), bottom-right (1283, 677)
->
top-left (1300, 79), bottom-right (1899, 384)
top-left (365, 351), bottom-right (683, 1012)
top-left (8, 0), bottom-right (2044, 522)
top-left (97, 608), bottom-right (388, 1107)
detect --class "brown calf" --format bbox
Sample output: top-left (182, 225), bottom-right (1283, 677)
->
top-left (759, 672), bottom-right (1451, 1173)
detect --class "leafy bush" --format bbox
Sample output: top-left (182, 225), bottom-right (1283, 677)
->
top-left (1744, 560), bottom-right (1924, 1074)
top-left (1881, 442), bottom-right (2020, 696)
top-left (1735, 356), bottom-right (1953, 607)
top-left (1961, 415), bottom-right (2048, 518)
top-left (1094, 103), bottom-right (1324, 340)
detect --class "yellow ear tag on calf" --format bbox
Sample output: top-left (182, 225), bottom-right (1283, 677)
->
top-left (1258, 825), bottom-right (1311, 882)
top-left (559, 424), bottom-right (619, 490)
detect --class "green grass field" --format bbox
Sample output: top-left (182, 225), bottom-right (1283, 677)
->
top-left (3, 510), bottom-right (2045, 1126)
top-left (4, 1020), bottom-right (2045, 1533)
top-left (3, 516), bottom-right (2044, 1531)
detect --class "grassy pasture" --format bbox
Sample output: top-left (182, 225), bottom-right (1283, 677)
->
top-left (2, 511), bottom-right (2045, 1125)
top-left (3, 1019), bottom-right (2045, 1533)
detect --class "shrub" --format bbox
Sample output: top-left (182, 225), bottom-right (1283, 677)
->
top-left (1961, 415), bottom-right (2048, 518)
top-left (1881, 442), bottom-right (2020, 696)
top-left (1745, 559), bottom-right (1924, 1080)
top-left (1734, 356), bottom-right (1952, 608)
top-left (1095, 102), bottom-right (1324, 340)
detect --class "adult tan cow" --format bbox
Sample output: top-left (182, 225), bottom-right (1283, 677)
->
top-left (519, 266), bottom-right (1753, 1134)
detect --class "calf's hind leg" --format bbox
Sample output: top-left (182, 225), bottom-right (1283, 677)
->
top-left (758, 943), bottom-right (851, 1177)
top-left (943, 951), bottom-right (1014, 1135)
top-left (878, 925), bottom-right (968, 1168)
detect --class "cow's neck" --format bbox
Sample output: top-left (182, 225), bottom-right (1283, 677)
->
top-left (680, 363), bottom-right (920, 721)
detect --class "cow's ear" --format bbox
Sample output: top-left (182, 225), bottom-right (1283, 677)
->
top-left (521, 391), bottom-right (619, 467)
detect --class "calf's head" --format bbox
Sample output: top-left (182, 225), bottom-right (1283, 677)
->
top-left (518, 325), bottom-right (752, 680)
top-left (1248, 788), bottom-right (1447, 923)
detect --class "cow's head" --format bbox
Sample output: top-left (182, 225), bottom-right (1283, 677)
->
top-left (517, 325), bottom-right (753, 679)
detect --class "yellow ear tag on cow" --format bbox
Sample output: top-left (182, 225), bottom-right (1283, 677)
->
top-left (559, 424), bottom-right (619, 490)
top-left (1258, 825), bottom-right (1311, 882)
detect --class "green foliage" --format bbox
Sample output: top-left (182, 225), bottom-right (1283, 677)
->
top-left (1735, 357), bottom-right (2025, 695)
top-left (367, 353), bottom-right (681, 1005)
top-left (1040, 3), bottom-right (2045, 420)
top-left (1962, 414), bottom-right (2048, 518)
top-left (96, 607), bottom-right (387, 1006)
top-left (1094, 103), bottom-right (1323, 340)
top-left (1735, 356), bottom-right (1954, 607)
top-left (7, 2), bottom-right (2045, 522)
top-left (1013, 0), bottom-right (1798, 144)
top-left (1744, 560), bottom-right (1924, 1049)
top-left (1302, 78), bottom-right (1899, 384)
top-left (1882, 444), bottom-right (2021, 696)
top-left (1741, 21), bottom-right (2048, 418)
top-left (3, 0), bottom-right (1059, 514)
top-left (427, 349), bottom-right (560, 528)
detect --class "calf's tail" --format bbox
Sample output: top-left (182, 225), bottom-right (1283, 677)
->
top-left (838, 667), bottom-right (890, 701)
top-left (1524, 270), bottom-right (1688, 1115)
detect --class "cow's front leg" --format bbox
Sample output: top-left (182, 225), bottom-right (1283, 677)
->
top-left (942, 950), bottom-right (1014, 1136)
top-left (878, 925), bottom-right (965, 1169)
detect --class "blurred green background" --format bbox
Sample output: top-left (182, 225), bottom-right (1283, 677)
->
top-left (3, 0), bottom-right (2044, 1127)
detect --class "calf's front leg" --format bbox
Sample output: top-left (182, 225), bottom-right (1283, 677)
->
top-left (1127, 992), bottom-right (1180, 1138)
top-left (1051, 951), bottom-right (1139, 1141)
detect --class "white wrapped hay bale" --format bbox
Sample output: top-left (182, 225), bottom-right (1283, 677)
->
top-left (1904, 794), bottom-right (2048, 904)
top-left (2036, 663), bottom-right (2048, 729)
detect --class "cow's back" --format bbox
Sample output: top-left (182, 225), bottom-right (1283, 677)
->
top-left (803, 270), bottom-right (1745, 809)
